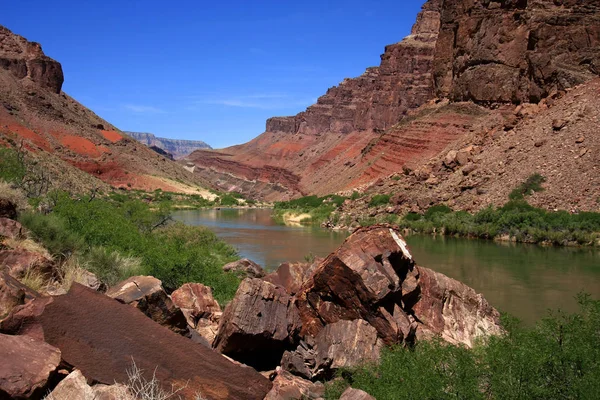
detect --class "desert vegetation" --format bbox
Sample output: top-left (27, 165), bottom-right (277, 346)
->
top-left (1, 148), bottom-right (242, 303)
top-left (273, 194), bottom-right (348, 224)
top-left (326, 294), bottom-right (600, 399)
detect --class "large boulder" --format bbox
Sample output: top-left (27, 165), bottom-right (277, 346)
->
top-left (45, 370), bottom-right (95, 400)
top-left (282, 319), bottom-right (382, 380)
top-left (1, 283), bottom-right (271, 400)
top-left (222, 258), bottom-right (265, 279)
top-left (0, 333), bottom-right (61, 399)
top-left (171, 283), bottom-right (222, 344)
top-left (0, 218), bottom-right (25, 239)
top-left (264, 369), bottom-right (325, 400)
top-left (295, 226), bottom-right (416, 344)
top-left (213, 278), bottom-right (300, 370)
top-left (0, 270), bottom-right (38, 321)
top-left (295, 226), bottom-right (502, 348)
top-left (107, 276), bottom-right (189, 336)
top-left (412, 266), bottom-right (503, 347)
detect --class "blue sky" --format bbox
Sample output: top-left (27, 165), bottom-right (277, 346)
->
top-left (3, 1), bottom-right (424, 148)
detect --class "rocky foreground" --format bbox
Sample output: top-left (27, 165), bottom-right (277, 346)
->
top-left (0, 198), bottom-right (502, 399)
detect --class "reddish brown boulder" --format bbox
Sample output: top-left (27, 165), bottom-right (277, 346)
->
top-left (46, 370), bottom-right (95, 400)
top-left (107, 276), bottom-right (189, 336)
top-left (264, 369), bottom-right (324, 400)
top-left (0, 333), bottom-right (61, 399)
top-left (0, 218), bottom-right (25, 239)
top-left (282, 319), bottom-right (382, 380)
top-left (1, 284), bottom-right (271, 400)
top-left (213, 278), bottom-right (300, 370)
top-left (222, 258), bottom-right (265, 279)
top-left (171, 283), bottom-right (222, 344)
top-left (339, 388), bottom-right (375, 400)
top-left (0, 249), bottom-right (53, 280)
top-left (0, 199), bottom-right (17, 220)
top-left (0, 270), bottom-right (38, 321)
top-left (263, 261), bottom-right (319, 296)
top-left (295, 226), bottom-right (415, 344)
top-left (412, 266), bottom-right (503, 347)
top-left (295, 226), bottom-right (501, 349)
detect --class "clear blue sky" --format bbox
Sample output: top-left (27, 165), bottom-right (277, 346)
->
top-left (3, 1), bottom-right (424, 148)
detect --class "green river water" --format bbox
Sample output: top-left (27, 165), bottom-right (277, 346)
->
top-left (173, 208), bottom-right (600, 324)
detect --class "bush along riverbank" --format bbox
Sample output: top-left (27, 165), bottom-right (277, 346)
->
top-left (323, 175), bottom-right (600, 247)
top-left (325, 294), bottom-right (600, 400)
top-left (272, 194), bottom-right (349, 224)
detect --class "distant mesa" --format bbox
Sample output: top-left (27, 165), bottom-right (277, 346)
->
top-left (126, 131), bottom-right (212, 160)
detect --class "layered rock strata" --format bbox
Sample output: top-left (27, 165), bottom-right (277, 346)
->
top-left (186, 0), bottom-right (600, 201)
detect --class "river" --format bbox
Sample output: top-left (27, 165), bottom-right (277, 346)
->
top-left (172, 208), bottom-right (600, 324)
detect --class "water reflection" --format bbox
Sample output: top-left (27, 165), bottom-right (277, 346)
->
top-left (173, 209), bottom-right (600, 324)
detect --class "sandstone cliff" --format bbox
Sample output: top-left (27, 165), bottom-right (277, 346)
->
top-left (186, 0), bottom-right (600, 202)
top-left (126, 131), bottom-right (212, 160)
top-left (0, 25), bottom-right (209, 194)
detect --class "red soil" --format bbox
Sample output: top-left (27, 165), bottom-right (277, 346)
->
top-left (100, 130), bottom-right (123, 143)
top-left (58, 135), bottom-right (105, 158)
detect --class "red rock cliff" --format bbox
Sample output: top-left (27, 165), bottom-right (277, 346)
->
top-left (188, 0), bottom-right (600, 200)
top-left (0, 26), bottom-right (64, 94)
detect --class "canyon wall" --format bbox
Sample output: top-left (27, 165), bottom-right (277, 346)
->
top-left (126, 131), bottom-right (212, 160)
top-left (187, 1), bottom-right (599, 200)
top-left (0, 26), bottom-right (64, 94)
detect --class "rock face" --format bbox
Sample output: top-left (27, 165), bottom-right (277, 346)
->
top-left (434, 0), bottom-right (600, 104)
top-left (413, 266), bottom-right (503, 347)
top-left (1, 284), bottom-right (272, 400)
top-left (46, 370), bottom-right (95, 400)
top-left (263, 261), bottom-right (319, 296)
top-left (107, 276), bottom-right (189, 336)
top-left (0, 217), bottom-right (25, 239)
top-left (0, 249), bottom-right (53, 280)
top-left (295, 226), bottom-right (501, 348)
top-left (222, 258), bottom-right (265, 279)
top-left (126, 131), bottom-right (212, 159)
top-left (0, 26), bottom-right (64, 93)
top-left (0, 333), bottom-right (61, 399)
top-left (185, 0), bottom-right (600, 201)
top-left (213, 278), bottom-right (300, 370)
top-left (171, 283), bottom-right (222, 344)
top-left (263, 369), bottom-right (325, 400)
top-left (282, 319), bottom-right (383, 380)
top-left (0, 270), bottom-right (38, 321)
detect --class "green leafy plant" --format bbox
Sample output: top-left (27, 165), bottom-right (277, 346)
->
top-left (509, 173), bottom-right (546, 201)
top-left (368, 194), bottom-right (391, 208)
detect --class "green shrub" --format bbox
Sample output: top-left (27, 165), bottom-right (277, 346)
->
top-left (327, 295), bottom-right (600, 400)
top-left (143, 223), bottom-right (239, 303)
top-left (81, 247), bottom-right (143, 287)
top-left (18, 212), bottom-right (82, 259)
top-left (424, 204), bottom-right (453, 220)
top-left (0, 147), bottom-right (26, 183)
top-left (218, 194), bottom-right (240, 206)
top-left (368, 194), bottom-right (391, 208)
top-left (509, 173), bottom-right (546, 200)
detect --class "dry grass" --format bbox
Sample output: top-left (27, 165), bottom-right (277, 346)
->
top-left (0, 180), bottom-right (31, 212)
top-left (114, 359), bottom-right (208, 400)
top-left (19, 268), bottom-right (47, 292)
top-left (3, 237), bottom-right (51, 258)
top-left (53, 256), bottom-right (91, 292)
